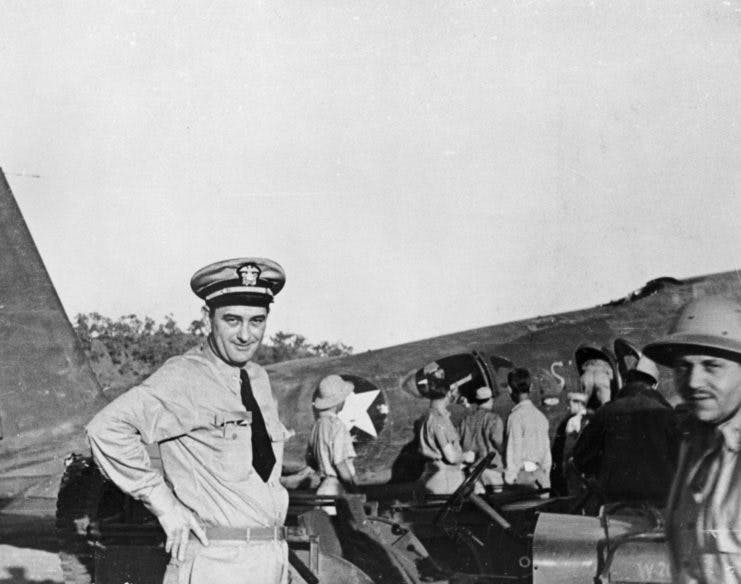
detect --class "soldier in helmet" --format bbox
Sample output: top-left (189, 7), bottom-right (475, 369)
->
top-left (644, 295), bottom-right (741, 583)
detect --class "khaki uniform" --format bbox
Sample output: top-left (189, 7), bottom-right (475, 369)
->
top-left (306, 411), bottom-right (356, 498)
top-left (87, 342), bottom-right (291, 584)
top-left (165, 540), bottom-right (287, 584)
top-left (504, 399), bottom-right (551, 488)
top-left (418, 409), bottom-right (465, 494)
top-left (459, 406), bottom-right (504, 487)
top-left (667, 413), bottom-right (741, 583)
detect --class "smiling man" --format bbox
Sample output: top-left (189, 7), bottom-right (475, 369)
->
top-left (86, 258), bottom-right (291, 584)
top-left (644, 296), bottom-right (741, 584)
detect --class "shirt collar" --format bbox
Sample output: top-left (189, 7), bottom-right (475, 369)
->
top-left (203, 337), bottom-right (255, 389)
top-left (512, 397), bottom-right (532, 412)
top-left (717, 410), bottom-right (741, 452)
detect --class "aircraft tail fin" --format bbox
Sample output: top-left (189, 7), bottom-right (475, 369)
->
top-left (0, 168), bottom-right (105, 458)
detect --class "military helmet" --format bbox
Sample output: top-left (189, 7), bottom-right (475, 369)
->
top-left (614, 338), bottom-right (643, 384)
top-left (633, 355), bottom-right (660, 381)
top-left (614, 338), bottom-right (659, 384)
top-left (643, 295), bottom-right (741, 367)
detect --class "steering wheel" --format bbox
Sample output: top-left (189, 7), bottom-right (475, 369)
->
top-left (434, 452), bottom-right (496, 526)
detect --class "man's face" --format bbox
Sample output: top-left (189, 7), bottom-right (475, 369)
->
top-left (674, 354), bottom-right (741, 425)
top-left (209, 305), bottom-right (268, 367)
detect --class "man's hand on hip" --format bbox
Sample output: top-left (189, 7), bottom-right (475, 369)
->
top-left (157, 502), bottom-right (209, 561)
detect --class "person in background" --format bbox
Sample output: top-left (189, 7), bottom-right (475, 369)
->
top-left (459, 386), bottom-right (505, 491)
top-left (306, 375), bottom-right (358, 513)
top-left (575, 344), bottom-right (619, 411)
top-left (551, 390), bottom-right (590, 497)
top-left (418, 372), bottom-right (475, 494)
top-left (504, 368), bottom-right (552, 490)
top-left (644, 296), bottom-right (741, 583)
top-left (572, 352), bottom-right (679, 506)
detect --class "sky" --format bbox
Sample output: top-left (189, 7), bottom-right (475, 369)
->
top-left (1, 1), bottom-right (740, 351)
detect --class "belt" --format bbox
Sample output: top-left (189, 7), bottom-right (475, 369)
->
top-left (201, 526), bottom-right (287, 542)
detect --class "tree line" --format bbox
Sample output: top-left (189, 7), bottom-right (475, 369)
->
top-left (74, 312), bottom-right (352, 395)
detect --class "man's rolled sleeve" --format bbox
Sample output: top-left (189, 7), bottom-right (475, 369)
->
top-left (86, 360), bottom-right (198, 517)
top-left (330, 424), bottom-right (356, 467)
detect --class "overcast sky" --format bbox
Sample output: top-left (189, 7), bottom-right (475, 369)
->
top-left (1, 1), bottom-right (740, 351)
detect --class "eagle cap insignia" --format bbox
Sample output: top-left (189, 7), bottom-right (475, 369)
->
top-left (237, 263), bottom-right (261, 287)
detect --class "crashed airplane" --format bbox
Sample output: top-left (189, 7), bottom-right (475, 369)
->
top-left (1, 166), bottom-right (739, 583)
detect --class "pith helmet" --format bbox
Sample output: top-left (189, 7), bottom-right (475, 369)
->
top-left (313, 375), bottom-right (354, 410)
top-left (643, 295), bottom-right (741, 367)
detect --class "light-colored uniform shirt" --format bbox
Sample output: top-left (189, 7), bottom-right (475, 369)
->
top-left (306, 411), bottom-right (356, 478)
top-left (459, 406), bottom-right (504, 468)
top-left (86, 342), bottom-right (291, 529)
top-left (667, 412), bottom-right (741, 583)
top-left (419, 408), bottom-right (460, 461)
top-left (418, 407), bottom-right (466, 494)
top-left (504, 398), bottom-right (552, 486)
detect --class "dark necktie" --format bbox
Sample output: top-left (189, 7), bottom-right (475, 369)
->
top-left (240, 369), bottom-right (276, 482)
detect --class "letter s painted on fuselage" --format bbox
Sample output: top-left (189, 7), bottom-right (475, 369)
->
top-left (550, 361), bottom-right (566, 390)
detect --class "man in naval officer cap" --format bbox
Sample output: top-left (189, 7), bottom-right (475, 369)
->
top-left (87, 258), bottom-right (292, 584)
top-left (643, 295), bottom-right (741, 584)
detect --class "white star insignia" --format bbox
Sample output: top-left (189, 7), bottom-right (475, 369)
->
top-left (338, 390), bottom-right (381, 437)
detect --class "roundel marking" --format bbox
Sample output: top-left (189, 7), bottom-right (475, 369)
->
top-left (336, 375), bottom-right (388, 443)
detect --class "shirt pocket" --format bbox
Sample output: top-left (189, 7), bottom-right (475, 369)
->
top-left (211, 411), bottom-right (253, 482)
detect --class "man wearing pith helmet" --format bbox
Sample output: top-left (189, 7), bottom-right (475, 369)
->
top-left (86, 258), bottom-right (292, 584)
top-left (643, 295), bottom-right (741, 584)
top-left (306, 375), bottom-right (358, 507)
